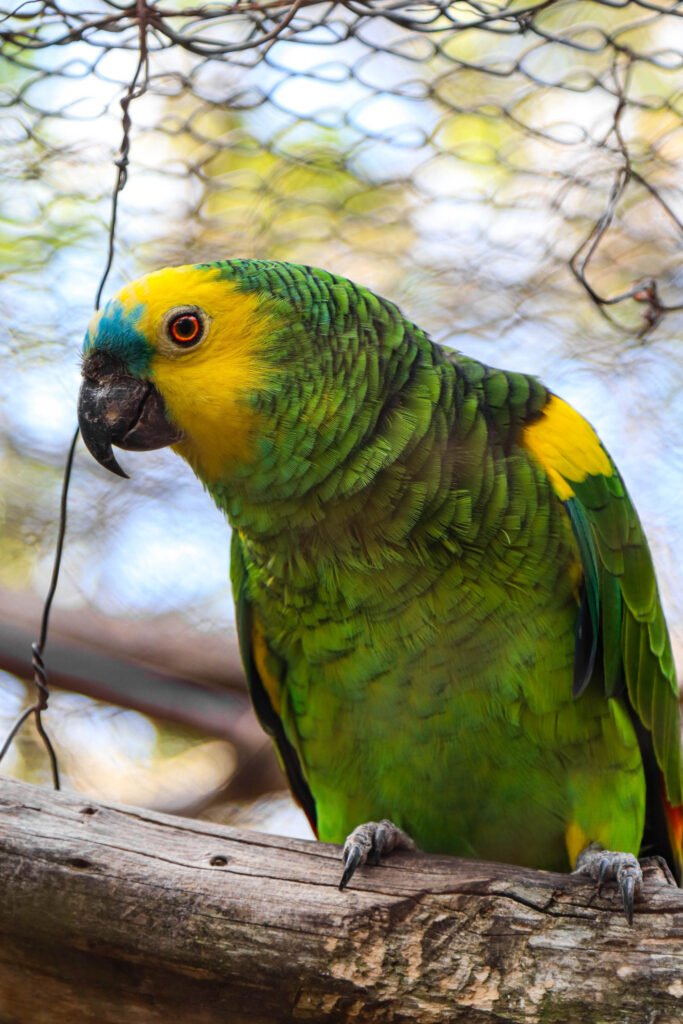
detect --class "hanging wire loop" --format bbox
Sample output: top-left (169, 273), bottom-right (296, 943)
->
top-left (0, 426), bottom-right (79, 790)
top-left (0, 8), bottom-right (151, 788)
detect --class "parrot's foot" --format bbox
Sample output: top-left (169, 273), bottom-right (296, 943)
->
top-left (573, 843), bottom-right (643, 925)
top-left (339, 819), bottom-right (416, 891)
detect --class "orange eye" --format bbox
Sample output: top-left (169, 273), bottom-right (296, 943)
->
top-left (169, 312), bottom-right (202, 346)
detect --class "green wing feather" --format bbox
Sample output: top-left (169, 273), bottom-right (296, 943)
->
top-left (564, 467), bottom-right (682, 808)
top-left (230, 531), bottom-right (317, 830)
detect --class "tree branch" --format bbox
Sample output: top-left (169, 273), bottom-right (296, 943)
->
top-left (1, 777), bottom-right (683, 1022)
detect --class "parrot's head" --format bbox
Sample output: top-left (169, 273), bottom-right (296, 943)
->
top-left (79, 259), bottom-right (418, 528)
top-left (79, 263), bottom-right (290, 485)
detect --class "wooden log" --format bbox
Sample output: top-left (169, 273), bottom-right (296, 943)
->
top-left (1, 778), bottom-right (683, 1022)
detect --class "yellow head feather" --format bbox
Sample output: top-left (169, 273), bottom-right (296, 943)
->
top-left (116, 264), bottom-right (280, 483)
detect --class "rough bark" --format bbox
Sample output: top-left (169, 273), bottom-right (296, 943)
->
top-left (1, 778), bottom-right (683, 1023)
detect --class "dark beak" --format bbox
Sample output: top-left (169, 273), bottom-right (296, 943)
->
top-left (78, 353), bottom-right (183, 478)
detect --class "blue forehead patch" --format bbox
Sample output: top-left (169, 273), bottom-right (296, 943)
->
top-left (82, 300), bottom-right (153, 377)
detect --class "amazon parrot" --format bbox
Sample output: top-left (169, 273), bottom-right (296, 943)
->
top-left (77, 259), bottom-right (682, 923)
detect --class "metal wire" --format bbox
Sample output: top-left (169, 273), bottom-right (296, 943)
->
top-left (95, 0), bottom-right (150, 309)
top-left (0, 427), bottom-right (79, 789)
top-left (3, 0), bottom-right (681, 354)
top-left (0, 6), bottom-right (152, 786)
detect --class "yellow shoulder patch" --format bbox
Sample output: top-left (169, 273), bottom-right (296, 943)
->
top-left (522, 395), bottom-right (612, 500)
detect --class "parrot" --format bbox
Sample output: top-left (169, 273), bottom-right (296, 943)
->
top-left (77, 258), bottom-right (682, 923)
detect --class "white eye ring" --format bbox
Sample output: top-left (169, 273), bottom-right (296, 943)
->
top-left (159, 306), bottom-right (210, 354)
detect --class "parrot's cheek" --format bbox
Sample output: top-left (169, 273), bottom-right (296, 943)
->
top-left (78, 354), bottom-right (183, 478)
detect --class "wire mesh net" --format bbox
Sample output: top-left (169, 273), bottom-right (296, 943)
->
top-left (1, 0), bottom-right (682, 805)
top-left (4, 1), bottom-right (683, 338)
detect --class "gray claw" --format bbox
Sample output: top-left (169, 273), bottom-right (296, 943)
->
top-left (574, 843), bottom-right (643, 926)
top-left (339, 844), bottom-right (363, 890)
top-left (598, 855), bottom-right (611, 888)
top-left (339, 819), bottom-right (415, 891)
top-left (621, 872), bottom-right (636, 926)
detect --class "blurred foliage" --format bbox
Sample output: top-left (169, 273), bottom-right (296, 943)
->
top-left (0, 0), bottom-right (681, 823)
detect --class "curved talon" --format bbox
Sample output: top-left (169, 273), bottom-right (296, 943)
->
top-left (598, 855), bottom-right (612, 889)
top-left (339, 845), bottom-right (363, 891)
top-left (574, 843), bottom-right (643, 926)
top-left (622, 873), bottom-right (636, 926)
top-left (371, 821), bottom-right (389, 865)
top-left (338, 819), bottom-right (416, 891)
